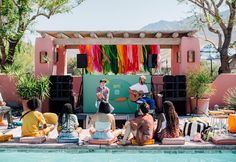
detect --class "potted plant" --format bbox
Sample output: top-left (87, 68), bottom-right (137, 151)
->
top-left (186, 68), bottom-right (214, 115)
top-left (16, 74), bottom-right (50, 110)
top-left (223, 87), bottom-right (236, 111)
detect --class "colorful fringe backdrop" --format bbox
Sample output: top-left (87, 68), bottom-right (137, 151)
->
top-left (78, 44), bottom-right (160, 74)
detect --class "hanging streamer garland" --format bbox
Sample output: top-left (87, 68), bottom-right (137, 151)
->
top-left (101, 45), bottom-right (112, 74)
top-left (78, 45), bottom-right (92, 73)
top-left (78, 44), bottom-right (160, 74)
top-left (86, 45), bottom-right (93, 73)
top-left (127, 45), bottom-right (133, 72)
top-left (132, 45), bottom-right (139, 73)
top-left (78, 45), bottom-right (86, 54)
top-left (142, 45), bottom-right (150, 72)
top-left (116, 45), bottom-right (125, 74)
top-left (109, 45), bottom-right (119, 74)
top-left (139, 45), bottom-right (144, 71)
top-left (122, 45), bottom-right (129, 74)
top-left (91, 45), bottom-right (102, 72)
top-left (150, 44), bottom-right (161, 69)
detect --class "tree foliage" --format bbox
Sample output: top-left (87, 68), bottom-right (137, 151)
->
top-left (2, 41), bottom-right (34, 75)
top-left (0, 0), bottom-right (84, 69)
top-left (178, 0), bottom-right (236, 73)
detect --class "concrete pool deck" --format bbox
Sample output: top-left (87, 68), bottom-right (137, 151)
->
top-left (1, 124), bottom-right (236, 151)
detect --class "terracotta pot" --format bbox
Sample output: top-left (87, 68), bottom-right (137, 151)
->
top-left (190, 97), bottom-right (210, 115)
top-left (21, 99), bottom-right (29, 111)
top-left (0, 113), bottom-right (5, 125)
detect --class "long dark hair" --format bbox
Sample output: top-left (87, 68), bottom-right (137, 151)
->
top-left (27, 97), bottom-right (41, 111)
top-left (163, 101), bottom-right (179, 133)
top-left (59, 103), bottom-right (73, 126)
top-left (98, 101), bottom-right (111, 114)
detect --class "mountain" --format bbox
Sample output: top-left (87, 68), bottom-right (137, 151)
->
top-left (141, 10), bottom-right (236, 46)
top-left (141, 10), bottom-right (236, 64)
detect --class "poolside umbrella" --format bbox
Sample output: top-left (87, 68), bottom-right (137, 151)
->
top-left (200, 44), bottom-right (220, 76)
top-left (200, 44), bottom-right (220, 60)
top-left (206, 54), bottom-right (215, 76)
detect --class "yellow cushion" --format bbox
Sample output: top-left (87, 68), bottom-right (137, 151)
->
top-left (43, 113), bottom-right (58, 125)
top-left (0, 134), bottom-right (13, 142)
top-left (131, 139), bottom-right (155, 145)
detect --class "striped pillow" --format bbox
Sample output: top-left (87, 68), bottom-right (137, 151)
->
top-left (183, 121), bottom-right (209, 138)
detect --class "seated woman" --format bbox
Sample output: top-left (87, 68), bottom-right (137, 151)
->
top-left (89, 101), bottom-right (120, 140)
top-left (154, 101), bottom-right (179, 141)
top-left (0, 92), bottom-right (15, 129)
top-left (21, 97), bottom-right (55, 137)
top-left (119, 103), bottom-right (154, 146)
top-left (58, 103), bottom-right (82, 139)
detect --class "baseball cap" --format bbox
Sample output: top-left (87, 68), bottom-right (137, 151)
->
top-left (100, 79), bottom-right (107, 83)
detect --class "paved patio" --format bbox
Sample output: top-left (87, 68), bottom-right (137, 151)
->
top-left (0, 117), bottom-right (236, 150)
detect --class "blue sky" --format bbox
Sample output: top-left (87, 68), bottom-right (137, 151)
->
top-left (24, 0), bottom-right (191, 43)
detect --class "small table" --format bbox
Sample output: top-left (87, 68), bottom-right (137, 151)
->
top-left (220, 109), bottom-right (235, 115)
top-left (211, 115), bottom-right (228, 134)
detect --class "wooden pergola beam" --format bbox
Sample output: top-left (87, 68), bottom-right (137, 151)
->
top-left (56, 32), bottom-right (69, 38)
top-left (107, 32), bottom-right (113, 38)
top-left (54, 38), bottom-right (181, 45)
top-left (90, 32), bottom-right (98, 38)
top-left (73, 32), bottom-right (84, 38)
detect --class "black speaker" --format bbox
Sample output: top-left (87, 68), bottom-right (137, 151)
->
top-left (77, 54), bottom-right (88, 68)
top-left (148, 54), bottom-right (157, 68)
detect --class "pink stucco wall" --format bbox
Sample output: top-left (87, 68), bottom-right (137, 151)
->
top-left (171, 45), bottom-right (180, 75)
top-left (35, 37), bottom-right (54, 77)
top-left (0, 74), bottom-right (19, 103)
top-left (72, 76), bottom-right (82, 95)
top-left (56, 45), bottom-right (67, 75)
top-left (152, 75), bottom-right (164, 109)
top-left (209, 74), bottom-right (236, 108)
top-left (179, 37), bottom-right (200, 74)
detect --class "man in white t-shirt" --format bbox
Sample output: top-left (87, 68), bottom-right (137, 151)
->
top-left (129, 76), bottom-right (155, 110)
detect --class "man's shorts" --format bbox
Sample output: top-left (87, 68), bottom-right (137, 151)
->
top-left (0, 106), bottom-right (11, 113)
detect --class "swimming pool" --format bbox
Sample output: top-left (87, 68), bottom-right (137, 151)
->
top-left (0, 149), bottom-right (235, 162)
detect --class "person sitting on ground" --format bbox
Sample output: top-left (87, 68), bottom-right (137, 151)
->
top-left (154, 101), bottom-right (179, 141)
top-left (0, 92), bottom-right (15, 129)
top-left (58, 103), bottom-right (82, 139)
top-left (129, 75), bottom-right (155, 111)
top-left (89, 101), bottom-right (121, 140)
top-left (119, 103), bottom-right (154, 146)
top-left (21, 97), bottom-right (55, 137)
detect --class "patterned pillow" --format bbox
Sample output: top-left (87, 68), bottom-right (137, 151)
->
top-left (183, 121), bottom-right (209, 138)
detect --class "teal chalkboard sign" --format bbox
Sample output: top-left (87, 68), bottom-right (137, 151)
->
top-left (83, 75), bottom-right (151, 113)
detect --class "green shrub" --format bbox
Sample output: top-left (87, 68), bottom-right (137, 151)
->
top-left (186, 68), bottom-right (214, 99)
top-left (223, 87), bottom-right (236, 110)
top-left (16, 74), bottom-right (50, 100)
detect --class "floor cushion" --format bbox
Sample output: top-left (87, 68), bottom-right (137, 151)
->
top-left (211, 135), bottom-right (236, 145)
top-left (162, 137), bottom-right (185, 145)
top-left (43, 113), bottom-right (58, 125)
top-left (58, 138), bottom-right (79, 143)
top-left (131, 139), bottom-right (155, 145)
top-left (20, 136), bottom-right (46, 144)
top-left (0, 134), bottom-right (13, 142)
top-left (88, 138), bottom-right (117, 145)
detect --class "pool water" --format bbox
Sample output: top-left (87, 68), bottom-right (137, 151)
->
top-left (0, 149), bottom-right (236, 162)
